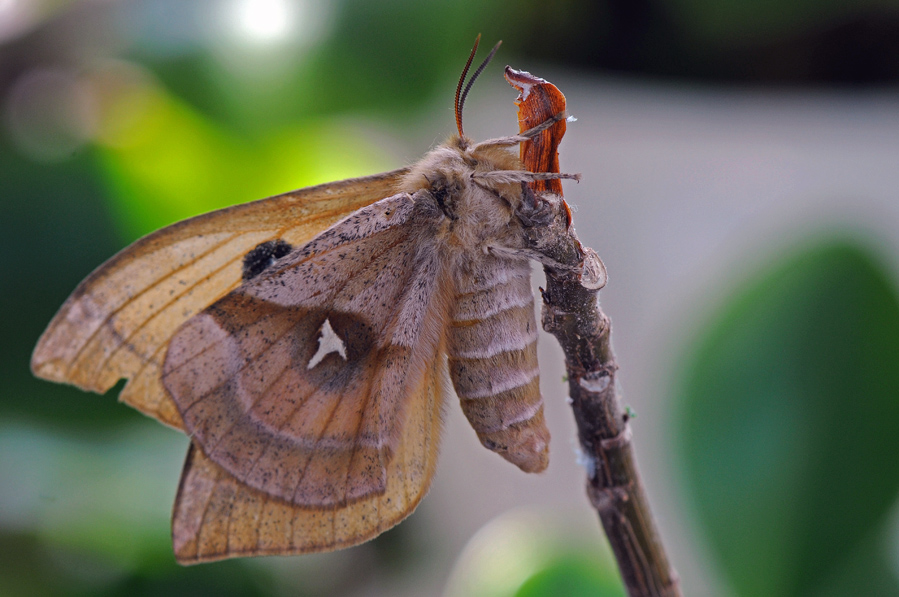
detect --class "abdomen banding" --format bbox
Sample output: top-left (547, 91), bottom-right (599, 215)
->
top-left (448, 261), bottom-right (549, 473)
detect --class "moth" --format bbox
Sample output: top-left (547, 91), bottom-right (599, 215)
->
top-left (31, 38), bottom-right (578, 564)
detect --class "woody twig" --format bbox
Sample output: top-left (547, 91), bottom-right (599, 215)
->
top-left (506, 67), bottom-right (681, 597)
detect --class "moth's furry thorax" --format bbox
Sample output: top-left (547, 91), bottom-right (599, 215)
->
top-left (399, 136), bottom-right (527, 256)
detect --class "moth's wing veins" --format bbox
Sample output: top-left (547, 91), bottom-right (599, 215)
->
top-left (31, 168), bottom-right (408, 429)
top-left (171, 350), bottom-right (447, 563)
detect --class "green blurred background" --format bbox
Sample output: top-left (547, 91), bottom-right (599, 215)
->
top-left (2, 1), bottom-right (899, 595)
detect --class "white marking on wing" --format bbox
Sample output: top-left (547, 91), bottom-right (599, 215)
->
top-left (307, 318), bottom-right (347, 369)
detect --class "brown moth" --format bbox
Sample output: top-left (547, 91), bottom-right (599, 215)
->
top-left (31, 37), bottom-right (578, 564)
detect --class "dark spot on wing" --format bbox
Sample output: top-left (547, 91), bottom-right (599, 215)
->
top-left (242, 239), bottom-right (294, 281)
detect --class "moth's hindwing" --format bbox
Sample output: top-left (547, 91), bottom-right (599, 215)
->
top-left (172, 349), bottom-right (446, 563)
top-left (31, 169), bottom-right (408, 428)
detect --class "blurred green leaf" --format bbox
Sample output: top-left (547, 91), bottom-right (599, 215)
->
top-left (514, 554), bottom-right (626, 597)
top-left (297, 0), bottom-right (496, 115)
top-left (0, 422), bottom-right (278, 597)
top-left (443, 510), bottom-right (625, 597)
top-left (141, 0), bottom-right (522, 132)
top-left (0, 424), bottom-right (185, 566)
top-left (811, 520), bottom-right (899, 597)
top-left (0, 139), bottom-right (134, 429)
top-left (92, 86), bottom-right (389, 241)
top-left (676, 239), bottom-right (899, 596)
top-left (0, 529), bottom-right (276, 597)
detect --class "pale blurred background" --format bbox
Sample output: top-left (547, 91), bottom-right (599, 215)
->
top-left (2, 1), bottom-right (899, 596)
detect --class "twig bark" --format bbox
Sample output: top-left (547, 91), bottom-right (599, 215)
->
top-left (506, 67), bottom-right (681, 597)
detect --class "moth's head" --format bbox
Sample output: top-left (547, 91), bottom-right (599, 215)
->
top-left (398, 37), bottom-right (543, 226)
top-left (399, 139), bottom-right (525, 221)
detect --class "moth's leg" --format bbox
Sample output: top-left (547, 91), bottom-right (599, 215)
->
top-left (472, 110), bottom-right (570, 150)
top-left (471, 170), bottom-right (580, 186)
top-left (518, 110), bottom-right (570, 139)
top-left (485, 243), bottom-right (606, 292)
top-left (494, 189), bottom-right (609, 290)
top-left (516, 183), bottom-right (554, 228)
top-left (484, 244), bottom-right (576, 271)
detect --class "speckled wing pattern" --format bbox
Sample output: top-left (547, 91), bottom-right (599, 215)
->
top-left (172, 350), bottom-right (445, 563)
top-left (163, 190), bottom-right (452, 561)
top-left (31, 169), bottom-right (408, 429)
top-left (162, 193), bottom-right (450, 505)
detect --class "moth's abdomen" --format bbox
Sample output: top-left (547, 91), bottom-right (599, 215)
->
top-left (448, 264), bottom-right (549, 473)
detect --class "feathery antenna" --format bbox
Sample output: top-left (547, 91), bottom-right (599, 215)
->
top-left (455, 35), bottom-right (502, 141)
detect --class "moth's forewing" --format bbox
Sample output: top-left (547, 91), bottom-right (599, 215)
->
top-left (162, 192), bottom-right (453, 508)
top-left (172, 351), bottom-right (446, 563)
top-left (31, 169), bottom-right (408, 428)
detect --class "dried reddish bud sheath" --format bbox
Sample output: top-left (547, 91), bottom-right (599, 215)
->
top-left (505, 67), bottom-right (572, 227)
top-left (504, 66), bottom-right (567, 195)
